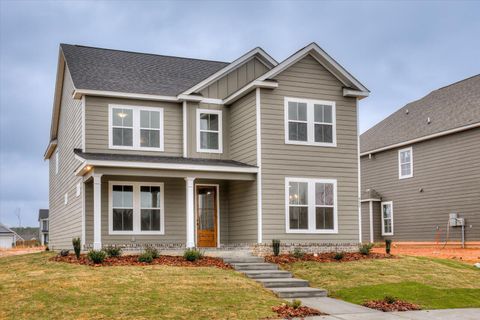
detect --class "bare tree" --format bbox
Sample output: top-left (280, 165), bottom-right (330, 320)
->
top-left (14, 207), bottom-right (21, 227)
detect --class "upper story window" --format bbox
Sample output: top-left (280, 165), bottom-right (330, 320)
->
top-left (381, 201), bottom-right (394, 236)
top-left (398, 147), bottom-right (413, 179)
top-left (196, 109), bottom-right (223, 153)
top-left (109, 104), bottom-right (164, 151)
top-left (41, 220), bottom-right (49, 232)
top-left (284, 97), bottom-right (336, 147)
top-left (286, 177), bottom-right (338, 234)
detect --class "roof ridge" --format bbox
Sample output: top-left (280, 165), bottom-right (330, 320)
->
top-left (432, 73), bottom-right (480, 92)
top-left (60, 43), bottom-right (230, 65)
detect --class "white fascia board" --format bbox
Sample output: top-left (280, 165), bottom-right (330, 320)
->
top-left (360, 122), bottom-right (480, 156)
top-left (73, 89), bottom-right (180, 102)
top-left (257, 43), bottom-right (369, 94)
top-left (181, 47), bottom-right (278, 95)
top-left (360, 198), bottom-right (381, 202)
top-left (343, 88), bottom-right (370, 99)
top-left (224, 80), bottom-right (278, 105)
top-left (43, 140), bottom-right (58, 160)
top-left (75, 159), bottom-right (258, 176)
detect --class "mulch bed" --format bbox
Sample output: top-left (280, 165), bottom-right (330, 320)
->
top-left (50, 254), bottom-right (232, 269)
top-left (265, 252), bottom-right (393, 264)
top-left (363, 299), bottom-right (421, 312)
top-left (271, 304), bottom-right (326, 319)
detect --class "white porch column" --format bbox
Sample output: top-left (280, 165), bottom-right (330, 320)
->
top-left (93, 174), bottom-right (103, 250)
top-left (185, 177), bottom-right (195, 248)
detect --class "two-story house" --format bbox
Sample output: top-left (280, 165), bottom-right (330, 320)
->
top-left (360, 75), bottom-right (480, 245)
top-left (44, 43), bottom-right (369, 252)
top-left (38, 209), bottom-right (49, 245)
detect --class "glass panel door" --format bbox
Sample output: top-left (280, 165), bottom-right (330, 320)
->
top-left (196, 186), bottom-right (217, 247)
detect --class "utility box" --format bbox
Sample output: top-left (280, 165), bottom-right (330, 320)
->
top-left (449, 213), bottom-right (465, 227)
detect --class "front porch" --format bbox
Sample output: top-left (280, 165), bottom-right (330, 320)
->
top-left (82, 166), bottom-right (259, 251)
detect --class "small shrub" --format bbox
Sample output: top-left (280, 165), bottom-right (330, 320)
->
top-left (45, 246), bottom-right (49, 251)
top-left (138, 252), bottom-right (153, 263)
top-left (385, 239), bottom-right (392, 254)
top-left (334, 252), bottom-right (344, 260)
top-left (104, 246), bottom-right (122, 257)
top-left (183, 248), bottom-right (203, 261)
top-left (292, 247), bottom-right (305, 259)
top-left (87, 250), bottom-right (106, 264)
top-left (384, 295), bottom-right (397, 304)
top-left (359, 243), bottom-right (374, 255)
top-left (60, 249), bottom-right (69, 257)
top-left (144, 246), bottom-right (159, 259)
top-left (288, 299), bottom-right (302, 309)
top-left (72, 237), bottom-right (81, 259)
top-left (272, 239), bottom-right (280, 256)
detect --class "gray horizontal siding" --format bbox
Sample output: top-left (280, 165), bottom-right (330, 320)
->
top-left (84, 97), bottom-right (183, 156)
top-left (260, 54), bottom-right (359, 243)
top-left (48, 67), bottom-right (83, 249)
top-left (228, 180), bottom-right (257, 243)
top-left (361, 127), bottom-right (480, 242)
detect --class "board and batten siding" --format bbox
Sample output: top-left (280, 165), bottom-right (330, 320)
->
top-left (260, 54), bottom-right (360, 243)
top-left (49, 67), bottom-right (84, 249)
top-left (200, 57), bottom-right (269, 99)
top-left (84, 96), bottom-right (183, 156)
top-left (361, 127), bottom-right (480, 242)
top-left (229, 90), bottom-right (257, 166)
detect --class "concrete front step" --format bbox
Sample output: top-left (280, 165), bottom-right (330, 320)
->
top-left (223, 256), bottom-right (264, 264)
top-left (242, 270), bottom-right (293, 279)
top-left (256, 278), bottom-right (309, 288)
top-left (271, 287), bottom-right (328, 298)
top-left (232, 263), bottom-right (278, 271)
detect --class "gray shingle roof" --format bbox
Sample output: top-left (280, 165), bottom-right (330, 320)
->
top-left (361, 75), bottom-right (480, 154)
top-left (61, 44), bottom-right (229, 96)
top-left (0, 223), bottom-right (14, 234)
top-left (74, 149), bottom-right (256, 168)
top-left (38, 209), bottom-right (49, 220)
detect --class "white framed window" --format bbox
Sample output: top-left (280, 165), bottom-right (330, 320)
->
top-left (398, 147), bottom-right (413, 179)
top-left (284, 97), bottom-right (336, 147)
top-left (285, 177), bottom-right (338, 233)
top-left (381, 201), bottom-right (394, 236)
top-left (196, 108), bottom-right (223, 153)
top-left (108, 181), bottom-right (164, 235)
top-left (108, 104), bottom-right (164, 151)
top-left (64, 192), bottom-right (68, 205)
top-left (55, 150), bottom-right (59, 175)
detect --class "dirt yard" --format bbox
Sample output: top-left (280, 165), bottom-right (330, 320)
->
top-left (372, 246), bottom-right (480, 263)
top-left (0, 247), bottom-right (45, 258)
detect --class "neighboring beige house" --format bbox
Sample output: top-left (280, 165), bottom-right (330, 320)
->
top-left (360, 75), bottom-right (480, 245)
top-left (38, 209), bottom-right (49, 245)
top-left (0, 223), bottom-right (21, 249)
top-left (44, 43), bottom-right (369, 251)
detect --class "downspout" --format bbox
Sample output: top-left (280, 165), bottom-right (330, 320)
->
top-left (357, 98), bottom-right (362, 243)
top-left (256, 88), bottom-right (263, 244)
top-left (183, 101), bottom-right (187, 158)
top-left (369, 200), bottom-right (374, 243)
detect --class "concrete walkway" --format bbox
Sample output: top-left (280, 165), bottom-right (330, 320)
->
top-left (294, 297), bottom-right (480, 319)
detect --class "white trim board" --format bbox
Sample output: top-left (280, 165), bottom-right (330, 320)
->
top-left (381, 201), bottom-right (394, 236)
top-left (256, 87), bottom-right (263, 244)
top-left (361, 122), bottom-right (480, 156)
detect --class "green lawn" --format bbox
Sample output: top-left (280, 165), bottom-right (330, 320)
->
top-left (283, 256), bottom-right (480, 309)
top-left (0, 252), bottom-right (282, 319)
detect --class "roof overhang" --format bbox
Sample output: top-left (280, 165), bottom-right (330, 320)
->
top-left (43, 139), bottom-right (57, 160)
top-left (257, 42), bottom-right (369, 99)
top-left (181, 47), bottom-right (278, 95)
top-left (73, 89), bottom-right (180, 102)
top-left (74, 158), bottom-right (259, 176)
top-left (224, 80), bottom-right (278, 105)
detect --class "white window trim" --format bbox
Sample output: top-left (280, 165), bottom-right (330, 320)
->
top-left (55, 150), bottom-right (59, 175)
top-left (284, 97), bottom-right (337, 147)
top-left (285, 177), bottom-right (338, 234)
top-left (398, 147), bottom-right (413, 179)
top-left (108, 104), bottom-right (164, 152)
top-left (381, 201), bottom-right (394, 236)
top-left (108, 181), bottom-right (165, 235)
top-left (196, 108), bottom-right (223, 153)
top-left (76, 182), bottom-right (81, 197)
top-left (64, 192), bottom-right (68, 205)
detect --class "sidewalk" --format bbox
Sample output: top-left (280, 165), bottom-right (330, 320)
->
top-left (294, 297), bottom-right (480, 320)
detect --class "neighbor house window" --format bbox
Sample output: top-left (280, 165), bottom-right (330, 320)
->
top-left (197, 109), bottom-right (222, 153)
top-left (398, 147), bottom-right (413, 179)
top-left (285, 97), bottom-right (336, 146)
top-left (109, 104), bottom-right (164, 151)
top-left (286, 178), bottom-right (337, 233)
top-left (381, 201), bottom-right (393, 236)
top-left (109, 182), bottom-right (164, 235)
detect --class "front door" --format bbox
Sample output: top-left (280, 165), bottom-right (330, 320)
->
top-left (196, 185), bottom-right (217, 247)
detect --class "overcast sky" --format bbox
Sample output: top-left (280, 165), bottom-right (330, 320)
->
top-left (0, 0), bottom-right (479, 227)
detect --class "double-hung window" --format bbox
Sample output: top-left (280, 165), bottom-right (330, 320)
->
top-left (398, 147), bottom-right (413, 179)
top-left (285, 97), bottom-right (336, 146)
top-left (381, 201), bottom-right (393, 236)
top-left (109, 104), bottom-right (164, 151)
top-left (109, 182), bottom-right (164, 235)
top-left (197, 109), bottom-right (222, 153)
top-left (286, 178), bottom-right (337, 233)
